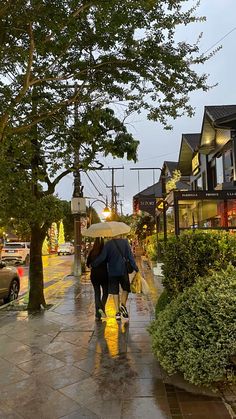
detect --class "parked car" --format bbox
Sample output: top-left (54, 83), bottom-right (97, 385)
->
top-left (1, 242), bottom-right (30, 265)
top-left (0, 261), bottom-right (20, 303)
top-left (57, 242), bottom-right (74, 255)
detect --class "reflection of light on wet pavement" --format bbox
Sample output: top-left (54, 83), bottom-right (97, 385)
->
top-left (19, 255), bottom-right (73, 297)
top-left (104, 320), bottom-right (119, 357)
top-left (44, 276), bottom-right (74, 304)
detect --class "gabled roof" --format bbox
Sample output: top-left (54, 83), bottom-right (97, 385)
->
top-left (183, 134), bottom-right (200, 151)
top-left (133, 181), bottom-right (162, 199)
top-left (199, 105), bottom-right (236, 154)
top-left (205, 105), bottom-right (236, 122)
top-left (133, 179), bottom-right (190, 200)
top-left (178, 133), bottom-right (201, 176)
top-left (164, 161), bottom-right (178, 175)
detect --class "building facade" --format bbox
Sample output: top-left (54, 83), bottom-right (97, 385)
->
top-left (133, 105), bottom-right (236, 236)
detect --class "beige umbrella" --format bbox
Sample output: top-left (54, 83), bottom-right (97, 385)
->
top-left (82, 221), bottom-right (131, 238)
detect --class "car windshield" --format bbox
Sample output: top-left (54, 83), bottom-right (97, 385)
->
top-left (3, 243), bottom-right (25, 249)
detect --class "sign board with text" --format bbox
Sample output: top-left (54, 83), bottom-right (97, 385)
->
top-left (139, 197), bottom-right (156, 216)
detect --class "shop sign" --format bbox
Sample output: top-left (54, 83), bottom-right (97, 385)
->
top-left (192, 152), bottom-right (200, 175)
top-left (175, 190), bottom-right (236, 200)
top-left (139, 197), bottom-right (156, 216)
top-left (156, 199), bottom-right (164, 212)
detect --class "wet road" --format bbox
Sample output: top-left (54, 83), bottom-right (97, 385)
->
top-left (18, 254), bottom-right (73, 297)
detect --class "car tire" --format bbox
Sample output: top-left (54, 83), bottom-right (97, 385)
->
top-left (3, 278), bottom-right (19, 304)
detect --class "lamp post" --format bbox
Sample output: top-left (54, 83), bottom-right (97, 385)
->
top-left (88, 198), bottom-right (111, 226)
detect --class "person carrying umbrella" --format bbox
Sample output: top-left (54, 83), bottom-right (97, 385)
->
top-left (91, 234), bottom-right (138, 321)
top-left (87, 237), bottom-right (109, 321)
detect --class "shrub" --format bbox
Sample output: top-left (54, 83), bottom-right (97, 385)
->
top-left (149, 266), bottom-right (236, 387)
top-left (146, 235), bottom-right (157, 261)
top-left (155, 289), bottom-right (171, 317)
top-left (145, 234), bottom-right (165, 262)
top-left (162, 231), bottom-right (236, 296)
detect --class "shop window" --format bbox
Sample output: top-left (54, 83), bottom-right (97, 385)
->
top-left (223, 150), bottom-right (233, 182)
top-left (202, 171), bottom-right (206, 189)
top-left (216, 156), bottom-right (223, 184)
top-left (196, 176), bottom-right (202, 190)
top-left (178, 198), bottom-right (236, 231)
top-left (209, 163), bottom-right (217, 188)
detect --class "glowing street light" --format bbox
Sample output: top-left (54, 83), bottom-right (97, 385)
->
top-left (102, 205), bottom-right (111, 219)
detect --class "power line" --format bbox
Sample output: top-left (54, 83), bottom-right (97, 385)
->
top-left (85, 172), bottom-right (104, 197)
top-left (81, 174), bottom-right (96, 198)
top-left (204, 26), bottom-right (236, 55)
top-left (95, 171), bottom-right (109, 188)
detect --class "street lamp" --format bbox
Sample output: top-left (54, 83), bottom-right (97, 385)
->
top-left (102, 204), bottom-right (111, 219)
top-left (88, 197), bottom-right (111, 225)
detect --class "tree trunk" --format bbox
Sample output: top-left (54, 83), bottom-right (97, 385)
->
top-left (27, 224), bottom-right (46, 311)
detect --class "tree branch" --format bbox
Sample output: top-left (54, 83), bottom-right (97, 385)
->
top-left (72, 2), bottom-right (94, 18)
top-left (0, 22), bottom-right (35, 140)
top-left (47, 169), bottom-right (72, 194)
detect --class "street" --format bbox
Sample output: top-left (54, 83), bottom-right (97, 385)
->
top-left (0, 254), bottom-right (74, 306)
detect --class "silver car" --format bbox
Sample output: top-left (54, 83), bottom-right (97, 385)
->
top-left (0, 261), bottom-right (20, 304)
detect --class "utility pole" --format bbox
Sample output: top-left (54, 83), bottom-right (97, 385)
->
top-left (72, 86), bottom-right (83, 278)
top-left (98, 167), bottom-right (124, 218)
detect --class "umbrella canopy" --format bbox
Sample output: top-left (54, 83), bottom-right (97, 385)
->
top-left (82, 221), bottom-right (131, 238)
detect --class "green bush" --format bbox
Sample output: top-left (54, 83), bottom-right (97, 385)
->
top-left (155, 289), bottom-right (171, 317)
top-left (149, 266), bottom-right (236, 387)
top-left (145, 235), bottom-right (157, 261)
top-left (145, 234), bottom-right (165, 262)
top-left (162, 231), bottom-right (236, 296)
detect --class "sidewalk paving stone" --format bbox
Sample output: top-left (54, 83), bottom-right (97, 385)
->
top-left (0, 257), bottom-right (234, 419)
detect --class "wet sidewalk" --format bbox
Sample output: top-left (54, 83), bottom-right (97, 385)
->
top-left (0, 260), bottom-right (233, 418)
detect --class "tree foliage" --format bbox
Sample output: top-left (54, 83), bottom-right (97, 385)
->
top-left (0, 0), bottom-right (211, 140)
top-left (0, 0), bottom-right (213, 309)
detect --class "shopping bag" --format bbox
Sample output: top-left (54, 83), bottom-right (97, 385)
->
top-left (130, 271), bottom-right (142, 294)
top-left (140, 276), bottom-right (150, 296)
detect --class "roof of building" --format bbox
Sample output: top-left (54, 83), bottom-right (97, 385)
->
top-left (164, 161), bottom-right (178, 174)
top-left (183, 133), bottom-right (200, 151)
top-left (133, 181), bottom-right (162, 199)
top-left (178, 133), bottom-right (201, 176)
top-left (205, 105), bottom-right (236, 122)
top-left (199, 105), bottom-right (236, 155)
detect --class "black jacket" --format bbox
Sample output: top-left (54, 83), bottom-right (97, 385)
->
top-left (87, 251), bottom-right (108, 282)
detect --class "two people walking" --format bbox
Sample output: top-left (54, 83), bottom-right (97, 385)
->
top-left (87, 235), bottom-right (138, 321)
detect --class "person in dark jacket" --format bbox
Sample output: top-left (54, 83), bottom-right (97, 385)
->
top-left (91, 236), bottom-right (138, 321)
top-left (87, 237), bottom-right (109, 321)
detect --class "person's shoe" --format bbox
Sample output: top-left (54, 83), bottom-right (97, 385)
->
top-left (115, 312), bottom-right (121, 320)
top-left (120, 304), bottom-right (129, 319)
top-left (98, 309), bottom-right (107, 318)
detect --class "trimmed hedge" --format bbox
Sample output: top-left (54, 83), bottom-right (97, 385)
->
top-left (162, 231), bottom-right (236, 296)
top-left (149, 266), bottom-right (236, 387)
top-left (155, 289), bottom-right (171, 317)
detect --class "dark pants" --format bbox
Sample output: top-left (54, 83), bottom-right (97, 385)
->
top-left (91, 278), bottom-right (109, 317)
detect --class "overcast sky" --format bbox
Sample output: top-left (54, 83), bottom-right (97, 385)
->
top-left (56, 0), bottom-right (236, 216)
